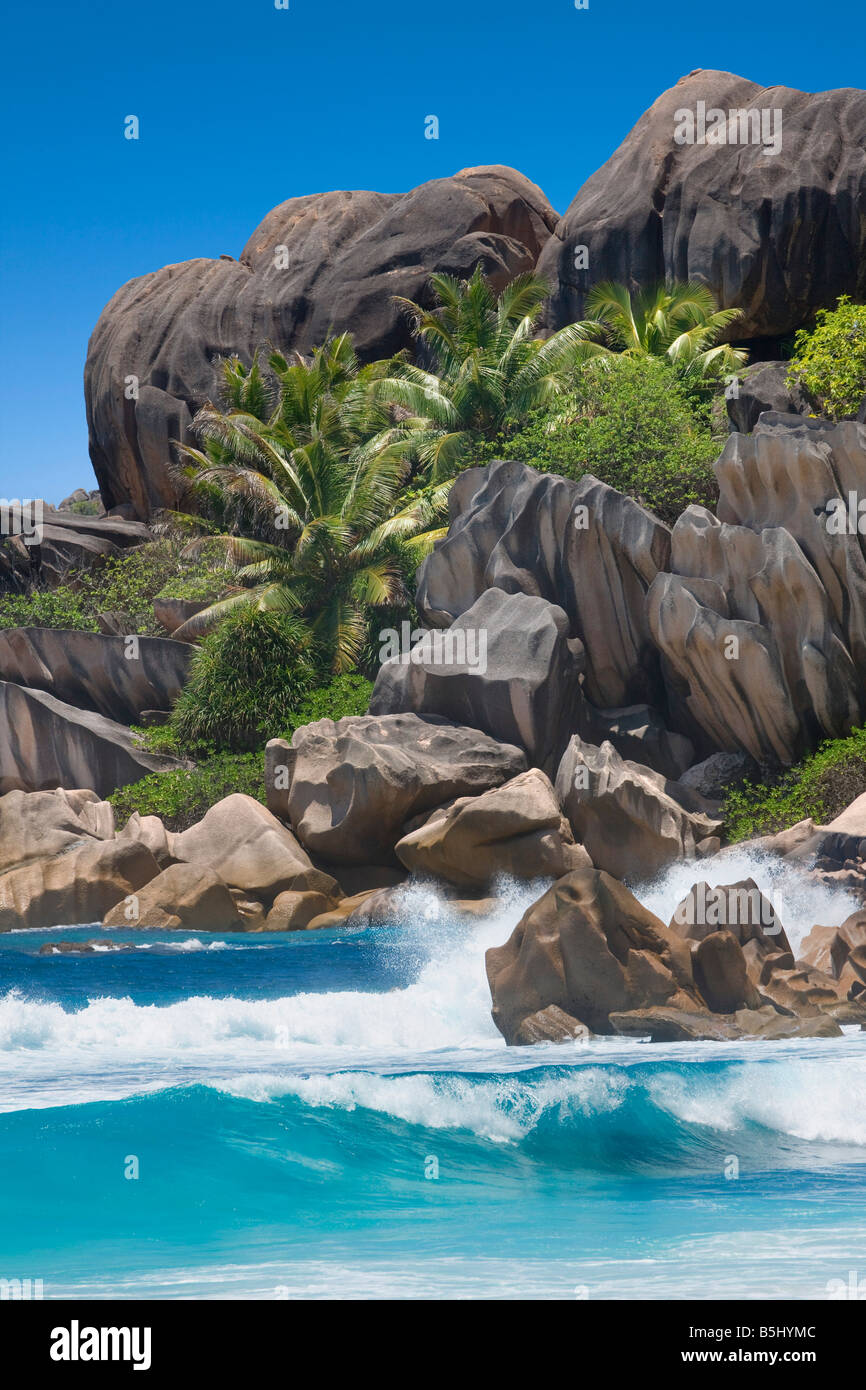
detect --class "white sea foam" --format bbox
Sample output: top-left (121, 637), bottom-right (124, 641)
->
top-left (635, 844), bottom-right (861, 954)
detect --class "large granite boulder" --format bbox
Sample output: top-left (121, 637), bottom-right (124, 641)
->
top-left (0, 838), bottom-right (159, 932)
top-left (0, 787), bottom-right (115, 875)
top-left (725, 361), bottom-right (810, 433)
top-left (169, 794), bottom-right (337, 900)
top-left (416, 459), bottom-right (671, 710)
top-left (0, 628), bottom-right (191, 724)
top-left (84, 167), bottom-right (557, 518)
top-left (555, 736), bottom-right (721, 882)
top-left (394, 769), bottom-right (588, 889)
top-left (538, 68), bottom-right (866, 344)
top-left (0, 682), bottom-right (185, 797)
top-left (102, 862), bottom-right (245, 931)
top-left (369, 588), bottom-right (584, 773)
top-left (266, 713), bottom-right (526, 864)
top-left (485, 866), bottom-right (701, 1042)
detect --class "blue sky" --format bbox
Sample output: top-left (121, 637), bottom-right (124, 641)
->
top-left (1, 0), bottom-right (862, 501)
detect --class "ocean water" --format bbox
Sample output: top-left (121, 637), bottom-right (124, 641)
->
top-left (1, 868), bottom-right (865, 1301)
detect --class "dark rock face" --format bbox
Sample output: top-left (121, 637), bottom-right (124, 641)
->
top-left (0, 506), bottom-right (151, 593)
top-left (84, 167), bottom-right (557, 518)
top-left (0, 682), bottom-right (185, 797)
top-left (648, 416), bottom-right (866, 764)
top-left (0, 628), bottom-right (191, 724)
top-left (416, 460), bottom-right (670, 711)
top-left (538, 69), bottom-right (866, 344)
top-left (369, 588), bottom-right (584, 773)
top-left (725, 361), bottom-right (810, 433)
top-left (266, 712), bottom-right (526, 864)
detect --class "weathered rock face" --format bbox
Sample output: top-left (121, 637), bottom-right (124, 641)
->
top-left (648, 497), bottom-right (862, 763)
top-left (0, 507), bottom-right (151, 593)
top-left (538, 69), bottom-right (866, 344)
top-left (0, 628), bottom-right (191, 724)
top-left (84, 167), bottom-right (557, 518)
top-left (102, 862), bottom-right (245, 931)
top-left (800, 911), bottom-right (866, 996)
top-left (725, 361), bottom-right (810, 433)
top-left (369, 589), bottom-right (584, 773)
top-left (0, 682), bottom-right (185, 797)
top-left (170, 793), bottom-right (337, 899)
top-left (555, 736), bottom-right (721, 883)
top-left (717, 416), bottom-right (866, 674)
top-left (0, 787), bottom-right (115, 875)
top-left (486, 866), bottom-right (701, 1042)
top-left (0, 838), bottom-right (159, 932)
top-left (266, 713), bottom-right (526, 865)
top-left (416, 460), bottom-right (670, 711)
top-left (395, 769), bottom-right (587, 890)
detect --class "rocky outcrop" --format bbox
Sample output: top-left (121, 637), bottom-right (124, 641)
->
top-left (538, 69), bottom-right (866, 344)
top-left (555, 736), bottom-right (721, 882)
top-left (170, 793), bottom-right (337, 899)
top-left (0, 506), bottom-right (151, 592)
top-left (416, 460), bottom-right (670, 711)
top-left (369, 589), bottom-right (584, 773)
top-left (102, 862), bottom-right (245, 931)
top-left (800, 911), bottom-right (866, 996)
top-left (0, 628), bottom-right (191, 724)
top-left (0, 682), bottom-right (185, 797)
top-left (0, 787), bottom-right (115, 875)
top-left (0, 838), bottom-right (159, 932)
top-left (266, 713), bottom-right (526, 864)
top-left (394, 769), bottom-right (588, 890)
top-left (84, 167), bottom-right (557, 517)
top-left (725, 361), bottom-right (810, 433)
top-left (486, 866), bottom-right (701, 1042)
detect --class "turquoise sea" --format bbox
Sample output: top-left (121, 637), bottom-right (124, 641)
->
top-left (1, 869), bottom-right (865, 1301)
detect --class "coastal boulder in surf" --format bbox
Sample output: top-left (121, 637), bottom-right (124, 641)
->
top-left (555, 736), bottom-right (722, 882)
top-left (103, 862), bottom-right (245, 931)
top-left (0, 837), bottom-right (159, 932)
top-left (486, 865), bottom-right (701, 1043)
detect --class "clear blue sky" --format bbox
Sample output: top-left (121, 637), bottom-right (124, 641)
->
top-left (1, 0), bottom-right (862, 502)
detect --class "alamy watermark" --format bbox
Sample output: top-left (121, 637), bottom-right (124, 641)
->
top-left (0, 498), bottom-right (43, 546)
top-left (379, 621), bottom-right (488, 674)
top-left (674, 101), bottom-right (783, 157)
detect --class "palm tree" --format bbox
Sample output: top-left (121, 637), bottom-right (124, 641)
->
top-left (370, 266), bottom-right (604, 480)
top-left (173, 335), bottom-right (448, 672)
top-left (581, 281), bottom-right (748, 379)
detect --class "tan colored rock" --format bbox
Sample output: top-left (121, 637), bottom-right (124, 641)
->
top-left (555, 736), bottom-right (721, 882)
top-left (170, 794), bottom-right (337, 899)
top-left (668, 878), bottom-right (793, 957)
top-left (693, 931), bottom-right (762, 1014)
top-left (395, 769), bottom-right (586, 890)
top-left (485, 866), bottom-right (701, 1043)
top-left (103, 862), bottom-right (243, 930)
top-left (305, 890), bottom-right (381, 931)
top-left (116, 812), bottom-right (177, 868)
top-left (800, 911), bottom-right (866, 990)
top-left (0, 787), bottom-right (115, 875)
top-left (265, 890), bottom-right (342, 932)
top-left (610, 1007), bottom-right (742, 1041)
top-left (0, 839), bottom-right (159, 932)
top-left (512, 1005), bottom-right (591, 1045)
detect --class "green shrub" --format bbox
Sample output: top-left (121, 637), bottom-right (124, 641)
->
top-left (109, 752), bottom-right (265, 832)
top-left (0, 587), bottom-right (97, 631)
top-left (724, 726), bottom-right (866, 841)
top-left (481, 356), bottom-right (722, 524)
top-left (787, 296), bottom-right (866, 420)
top-left (170, 606), bottom-right (320, 752)
top-left (281, 673), bottom-right (373, 736)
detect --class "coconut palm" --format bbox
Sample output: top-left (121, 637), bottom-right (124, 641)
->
top-left (173, 335), bottom-right (448, 671)
top-left (582, 280), bottom-right (748, 379)
top-left (370, 266), bottom-right (605, 480)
